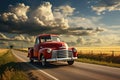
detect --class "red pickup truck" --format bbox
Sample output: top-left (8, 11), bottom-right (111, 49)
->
top-left (28, 34), bottom-right (77, 66)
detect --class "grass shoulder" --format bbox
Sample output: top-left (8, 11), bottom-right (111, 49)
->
top-left (14, 49), bottom-right (28, 52)
top-left (0, 49), bottom-right (29, 80)
top-left (76, 58), bottom-right (120, 68)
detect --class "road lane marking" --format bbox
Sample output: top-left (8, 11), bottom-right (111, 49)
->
top-left (12, 51), bottom-right (59, 80)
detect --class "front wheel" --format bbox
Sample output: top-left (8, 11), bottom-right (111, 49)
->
top-left (41, 55), bottom-right (47, 66)
top-left (67, 60), bottom-right (74, 65)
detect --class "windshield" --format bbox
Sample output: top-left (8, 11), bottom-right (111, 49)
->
top-left (40, 36), bottom-right (60, 42)
top-left (51, 36), bottom-right (60, 42)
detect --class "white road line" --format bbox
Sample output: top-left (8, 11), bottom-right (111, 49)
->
top-left (12, 51), bottom-right (59, 80)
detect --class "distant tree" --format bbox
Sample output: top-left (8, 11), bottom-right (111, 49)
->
top-left (9, 45), bottom-right (14, 49)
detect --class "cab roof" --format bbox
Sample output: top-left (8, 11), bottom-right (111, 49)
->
top-left (37, 34), bottom-right (58, 37)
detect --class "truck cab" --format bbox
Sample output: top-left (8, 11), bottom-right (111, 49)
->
top-left (28, 34), bottom-right (77, 66)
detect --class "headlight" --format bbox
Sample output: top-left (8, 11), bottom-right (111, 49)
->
top-left (47, 48), bottom-right (52, 53)
top-left (72, 48), bottom-right (77, 53)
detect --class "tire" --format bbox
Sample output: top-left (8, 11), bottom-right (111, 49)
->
top-left (67, 60), bottom-right (74, 65)
top-left (29, 51), bottom-right (34, 63)
top-left (41, 55), bottom-right (47, 66)
top-left (30, 58), bottom-right (34, 63)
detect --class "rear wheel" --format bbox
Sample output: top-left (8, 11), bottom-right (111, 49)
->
top-left (29, 51), bottom-right (34, 63)
top-left (30, 58), bottom-right (34, 63)
top-left (67, 60), bottom-right (74, 65)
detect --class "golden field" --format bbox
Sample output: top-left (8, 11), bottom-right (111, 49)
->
top-left (0, 49), bottom-right (8, 56)
top-left (76, 46), bottom-right (120, 64)
top-left (76, 46), bottom-right (120, 56)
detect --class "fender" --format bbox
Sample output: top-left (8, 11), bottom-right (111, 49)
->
top-left (28, 47), bottom-right (33, 57)
top-left (38, 48), bottom-right (52, 60)
top-left (69, 47), bottom-right (78, 57)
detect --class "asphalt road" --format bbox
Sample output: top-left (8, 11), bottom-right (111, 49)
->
top-left (12, 50), bottom-right (120, 80)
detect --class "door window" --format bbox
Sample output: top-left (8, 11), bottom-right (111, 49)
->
top-left (35, 37), bottom-right (40, 44)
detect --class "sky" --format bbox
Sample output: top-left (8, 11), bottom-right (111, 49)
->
top-left (0, 0), bottom-right (120, 48)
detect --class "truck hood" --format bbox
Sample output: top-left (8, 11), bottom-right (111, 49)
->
top-left (40, 41), bottom-right (68, 49)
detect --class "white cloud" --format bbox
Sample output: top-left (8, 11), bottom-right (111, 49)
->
top-left (91, 1), bottom-right (120, 15)
top-left (1, 12), bottom-right (18, 22)
top-left (53, 11), bottom-right (64, 18)
top-left (64, 16), bottom-right (106, 36)
top-left (98, 34), bottom-right (120, 45)
top-left (33, 17), bottom-right (45, 26)
top-left (91, 6), bottom-right (106, 15)
top-left (55, 18), bottom-right (69, 29)
top-left (54, 5), bottom-right (75, 17)
top-left (10, 3), bottom-right (29, 22)
top-left (13, 34), bottom-right (25, 41)
top-left (12, 34), bottom-right (35, 42)
top-left (30, 2), bottom-right (69, 29)
top-left (68, 16), bottom-right (100, 28)
top-left (28, 36), bottom-right (36, 42)
top-left (95, 27), bottom-right (105, 32)
top-left (79, 33), bottom-right (120, 46)
top-left (1, 3), bottom-right (29, 22)
top-left (0, 2), bottom-right (105, 36)
top-left (0, 2), bottom-right (70, 29)
top-left (31, 2), bottom-right (54, 25)
top-left (0, 33), bottom-right (8, 39)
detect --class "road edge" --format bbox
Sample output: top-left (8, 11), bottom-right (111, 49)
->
top-left (12, 50), bottom-right (59, 80)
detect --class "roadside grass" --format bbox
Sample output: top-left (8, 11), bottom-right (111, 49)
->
top-left (0, 49), bottom-right (29, 80)
top-left (76, 58), bottom-right (120, 68)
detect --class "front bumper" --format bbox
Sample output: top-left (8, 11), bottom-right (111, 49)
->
top-left (46, 57), bottom-right (77, 62)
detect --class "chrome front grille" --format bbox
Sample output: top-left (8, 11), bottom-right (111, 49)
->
top-left (52, 50), bottom-right (73, 58)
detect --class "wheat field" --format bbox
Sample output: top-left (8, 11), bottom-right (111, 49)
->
top-left (76, 46), bottom-right (120, 56)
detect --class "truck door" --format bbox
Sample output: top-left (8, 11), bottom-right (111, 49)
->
top-left (33, 37), bottom-right (40, 57)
